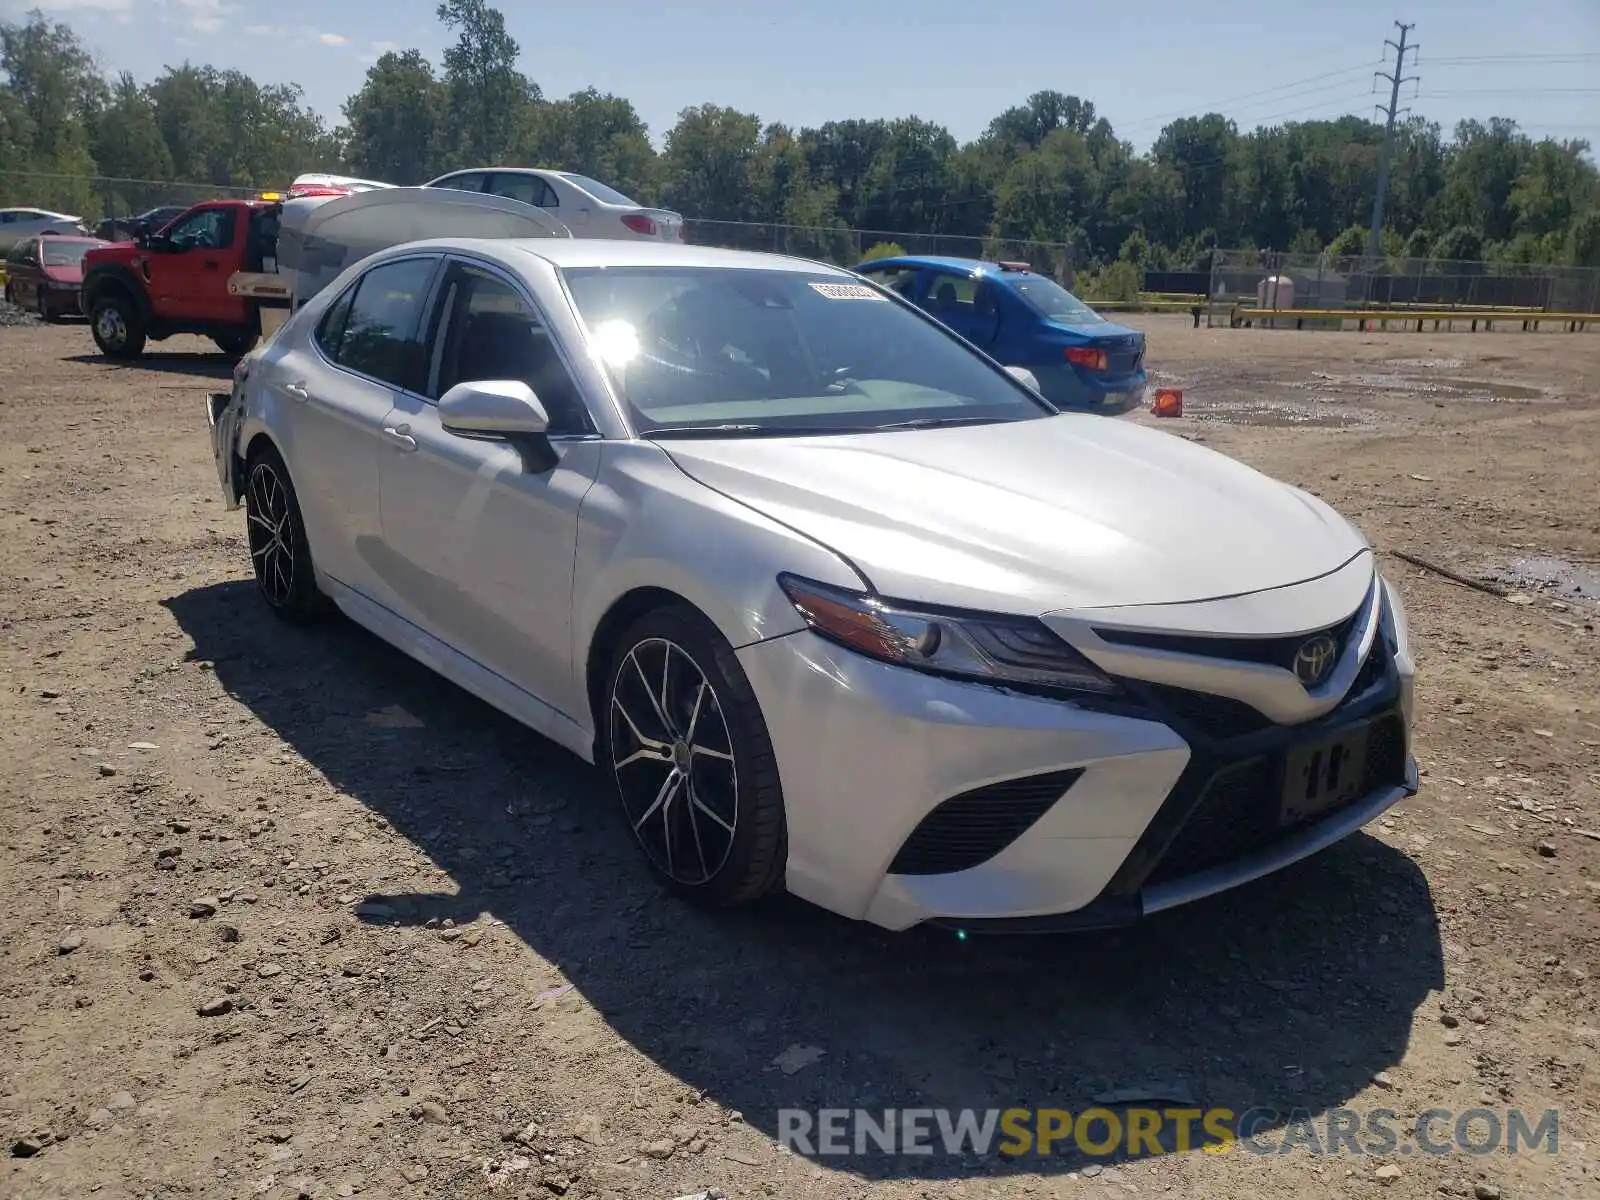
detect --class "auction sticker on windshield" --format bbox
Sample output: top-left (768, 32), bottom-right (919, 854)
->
top-left (810, 282), bottom-right (890, 301)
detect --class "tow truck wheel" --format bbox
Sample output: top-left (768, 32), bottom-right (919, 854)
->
top-left (213, 330), bottom-right (259, 358)
top-left (90, 294), bottom-right (146, 359)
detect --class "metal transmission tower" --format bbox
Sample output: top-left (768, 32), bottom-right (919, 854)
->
top-left (1369, 21), bottom-right (1420, 258)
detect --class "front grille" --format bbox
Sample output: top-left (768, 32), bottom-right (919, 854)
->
top-left (889, 769), bottom-right (1083, 876)
top-left (1142, 712), bottom-right (1408, 887)
top-left (1094, 613), bottom-right (1360, 674)
top-left (1139, 684), bottom-right (1272, 739)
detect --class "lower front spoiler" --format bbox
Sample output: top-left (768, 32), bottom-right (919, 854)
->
top-left (928, 757), bottom-right (1419, 935)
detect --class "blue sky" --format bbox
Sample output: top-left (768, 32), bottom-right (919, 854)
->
top-left (6, 0), bottom-right (1598, 153)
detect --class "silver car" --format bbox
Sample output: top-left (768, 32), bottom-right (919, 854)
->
top-left (207, 239), bottom-right (1418, 932)
top-left (0, 207), bottom-right (86, 250)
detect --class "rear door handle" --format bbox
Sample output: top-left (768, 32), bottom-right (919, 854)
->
top-left (382, 424), bottom-right (418, 452)
top-left (282, 382), bottom-right (309, 402)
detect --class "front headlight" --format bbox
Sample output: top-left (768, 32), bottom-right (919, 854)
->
top-left (778, 574), bottom-right (1120, 697)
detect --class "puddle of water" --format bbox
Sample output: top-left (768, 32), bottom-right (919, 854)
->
top-left (1294, 370), bottom-right (1546, 402)
top-left (1428, 377), bottom-right (1546, 400)
top-left (1387, 358), bottom-right (1467, 370)
top-left (1499, 556), bottom-right (1600, 601)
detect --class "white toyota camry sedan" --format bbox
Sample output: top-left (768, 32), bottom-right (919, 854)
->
top-left (207, 238), bottom-right (1418, 932)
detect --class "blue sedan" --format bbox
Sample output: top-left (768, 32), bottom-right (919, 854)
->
top-left (853, 255), bottom-right (1148, 412)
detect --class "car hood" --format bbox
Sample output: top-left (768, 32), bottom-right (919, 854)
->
top-left (44, 265), bottom-right (84, 284)
top-left (662, 414), bottom-right (1370, 614)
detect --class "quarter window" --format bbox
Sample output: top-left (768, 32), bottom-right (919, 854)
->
top-left (320, 257), bottom-right (437, 389)
top-left (428, 264), bottom-right (591, 434)
top-left (922, 271), bottom-right (979, 315)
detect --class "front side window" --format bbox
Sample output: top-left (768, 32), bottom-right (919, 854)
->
top-left (432, 172), bottom-right (489, 194)
top-left (165, 208), bottom-right (236, 251)
top-left (1010, 276), bottom-right (1106, 326)
top-left (321, 257), bottom-right (437, 389)
top-left (562, 266), bottom-right (1052, 437)
top-left (428, 264), bottom-right (591, 434)
top-left (860, 265), bottom-right (921, 298)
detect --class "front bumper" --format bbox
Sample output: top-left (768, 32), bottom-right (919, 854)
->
top-left (735, 580), bottom-right (1416, 932)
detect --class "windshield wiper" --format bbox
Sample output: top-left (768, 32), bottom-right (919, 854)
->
top-left (867, 415), bottom-right (1012, 432)
top-left (645, 423), bottom-right (789, 439)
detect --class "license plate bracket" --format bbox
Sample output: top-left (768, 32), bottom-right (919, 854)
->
top-left (1280, 720), bottom-right (1372, 826)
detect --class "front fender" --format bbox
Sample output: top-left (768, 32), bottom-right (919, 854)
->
top-left (571, 441), bottom-right (866, 725)
top-left (81, 263), bottom-right (152, 322)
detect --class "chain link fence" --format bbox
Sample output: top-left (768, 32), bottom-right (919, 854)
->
top-left (1209, 249), bottom-right (1600, 318)
top-left (680, 217), bottom-right (1080, 278)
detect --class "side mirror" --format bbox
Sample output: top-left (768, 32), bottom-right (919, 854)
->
top-left (146, 234), bottom-right (176, 253)
top-left (1005, 365), bottom-right (1042, 393)
top-left (439, 379), bottom-right (550, 438)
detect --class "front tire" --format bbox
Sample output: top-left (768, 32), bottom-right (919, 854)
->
top-left (603, 606), bottom-right (787, 907)
top-left (244, 445), bottom-right (327, 624)
top-left (90, 293), bottom-right (146, 358)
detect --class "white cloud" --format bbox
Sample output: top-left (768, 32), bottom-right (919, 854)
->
top-left (170, 0), bottom-right (232, 35)
top-left (318, 32), bottom-right (348, 46)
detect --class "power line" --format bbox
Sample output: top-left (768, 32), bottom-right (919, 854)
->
top-left (1113, 63), bottom-right (1379, 134)
top-left (1422, 88), bottom-right (1600, 96)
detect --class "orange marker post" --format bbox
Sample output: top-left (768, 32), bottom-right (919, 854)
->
top-left (1151, 388), bottom-right (1184, 418)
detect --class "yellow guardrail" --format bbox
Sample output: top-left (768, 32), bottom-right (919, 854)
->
top-left (1233, 306), bottom-right (1597, 331)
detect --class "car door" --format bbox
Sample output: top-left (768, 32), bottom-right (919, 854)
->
top-left (485, 172), bottom-right (582, 233)
top-left (919, 267), bottom-right (1001, 350)
top-left (376, 256), bottom-right (602, 719)
top-left (11, 237), bottom-right (41, 307)
top-left (271, 254), bottom-right (441, 608)
top-left (145, 205), bottom-right (245, 322)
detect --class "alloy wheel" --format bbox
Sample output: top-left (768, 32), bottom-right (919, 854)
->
top-left (609, 637), bottom-right (739, 885)
top-left (246, 460), bottom-right (295, 607)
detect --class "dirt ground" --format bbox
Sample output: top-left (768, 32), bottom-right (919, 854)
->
top-left (1, 310), bottom-right (1597, 1200)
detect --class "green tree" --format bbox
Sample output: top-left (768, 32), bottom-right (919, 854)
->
top-left (435, 0), bottom-right (537, 170)
top-left (1430, 225), bottom-right (1485, 263)
top-left (520, 88), bottom-right (656, 201)
top-left (0, 11), bottom-right (104, 212)
top-left (660, 104), bottom-right (761, 222)
top-left (342, 50), bottom-right (443, 184)
top-left (1566, 209), bottom-right (1600, 267)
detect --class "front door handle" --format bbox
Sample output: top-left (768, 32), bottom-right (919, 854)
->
top-left (282, 381), bottom-right (309, 402)
top-left (382, 424), bottom-right (418, 452)
top-left (203, 260), bottom-right (219, 271)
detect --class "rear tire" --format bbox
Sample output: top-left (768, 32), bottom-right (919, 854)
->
top-left (601, 605), bottom-right (787, 908)
top-left (90, 293), bottom-right (146, 359)
top-left (213, 330), bottom-right (258, 358)
top-left (244, 444), bottom-right (328, 624)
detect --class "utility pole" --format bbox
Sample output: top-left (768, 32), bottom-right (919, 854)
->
top-left (1369, 21), bottom-right (1419, 259)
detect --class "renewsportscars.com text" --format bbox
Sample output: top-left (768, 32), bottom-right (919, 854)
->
top-left (777, 1107), bottom-right (1560, 1158)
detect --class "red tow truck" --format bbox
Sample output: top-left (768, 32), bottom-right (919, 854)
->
top-left (81, 181), bottom-right (568, 360)
top-left (80, 197), bottom-right (286, 358)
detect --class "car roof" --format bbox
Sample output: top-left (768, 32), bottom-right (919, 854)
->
top-left (396, 237), bottom-right (855, 275)
top-left (858, 254), bottom-right (1046, 279)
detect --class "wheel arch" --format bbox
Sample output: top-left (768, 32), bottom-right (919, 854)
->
top-left (81, 265), bottom-right (151, 324)
top-left (584, 585), bottom-right (700, 757)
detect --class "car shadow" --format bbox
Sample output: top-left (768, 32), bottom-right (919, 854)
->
top-left (164, 579), bottom-right (1444, 1181)
top-left (66, 352), bottom-right (234, 380)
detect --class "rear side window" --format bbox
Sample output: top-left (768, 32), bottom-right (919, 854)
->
top-left (317, 257), bottom-right (437, 389)
top-left (487, 173), bottom-right (558, 208)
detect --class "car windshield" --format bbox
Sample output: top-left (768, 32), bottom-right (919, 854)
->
top-left (1009, 275), bottom-right (1107, 326)
top-left (41, 239), bottom-right (94, 267)
top-left (557, 173), bottom-right (638, 207)
top-left (562, 266), bottom-right (1053, 436)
